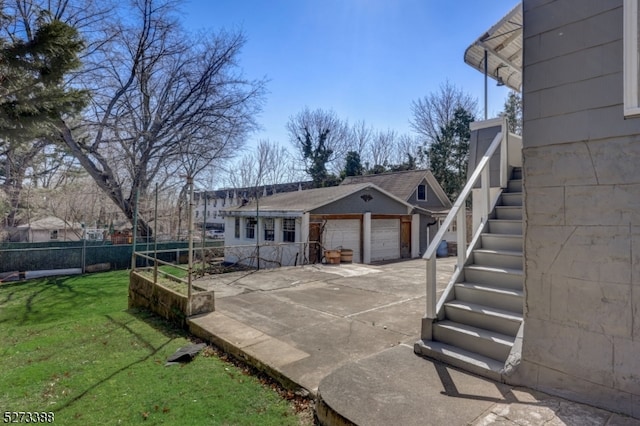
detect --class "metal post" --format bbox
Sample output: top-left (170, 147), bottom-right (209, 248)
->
top-left (256, 191), bottom-right (260, 271)
top-left (202, 192), bottom-right (207, 276)
top-left (187, 176), bottom-right (194, 316)
top-left (484, 49), bottom-right (488, 120)
top-left (153, 183), bottom-right (158, 284)
top-left (131, 189), bottom-right (139, 270)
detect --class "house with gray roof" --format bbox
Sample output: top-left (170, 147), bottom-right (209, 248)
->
top-left (220, 183), bottom-right (422, 268)
top-left (341, 169), bottom-right (453, 255)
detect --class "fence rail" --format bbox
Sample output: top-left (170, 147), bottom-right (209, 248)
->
top-left (0, 241), bottom-right (222, 276)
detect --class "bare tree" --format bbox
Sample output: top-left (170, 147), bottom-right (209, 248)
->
top-left (393, 134), bottom-right (423, 167)
top-left (410, 81), bottom-right (478, 145)
top-left (286, 107), bottom-right (350, 186)
top-left (224, 140), bottom-right (298, 189)
top-left (367, 129), bottom-right (397, 171)
top-left (56, 0), bottom-right (265, 235)
top-left (349, 120), bottom-right (372, 158)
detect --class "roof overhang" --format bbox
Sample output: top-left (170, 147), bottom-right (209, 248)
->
top-left (464, 3), bottom-right (523, 92)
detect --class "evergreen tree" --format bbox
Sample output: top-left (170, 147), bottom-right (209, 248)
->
top-left (343, 151), bottom-right (364, 177)
top-left (503, 91), bottom-right (523, 135)
top-left (428, 107), bottom-right (474, 200)
top-left (0, 19), bottom-right (88, 143)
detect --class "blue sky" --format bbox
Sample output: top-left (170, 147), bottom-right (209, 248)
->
top-left (181, 1), bottom-right (519, 148)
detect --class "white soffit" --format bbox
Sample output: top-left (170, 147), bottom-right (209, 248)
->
top-left (464, 3), bottom-right (523, 92)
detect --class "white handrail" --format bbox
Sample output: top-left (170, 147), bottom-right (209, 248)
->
top-left (423, 129), bottom-right (505, 320)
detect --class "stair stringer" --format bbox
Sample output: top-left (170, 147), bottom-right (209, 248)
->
top-left (434, 218), bottom-right (490, 321)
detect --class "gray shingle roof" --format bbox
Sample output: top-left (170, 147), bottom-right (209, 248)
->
top-left (222, 182), bottom-right (416, 215)
top-left (341, 169), bottom-right (451, 207)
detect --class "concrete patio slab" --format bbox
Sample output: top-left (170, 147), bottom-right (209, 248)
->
top-left (186, 258), bottom-right (640, 425)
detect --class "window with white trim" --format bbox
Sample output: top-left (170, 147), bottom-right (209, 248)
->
top-left (282, 218), bottom-right (295, 242)
top-left (417, 184), bottom-right (427, 201)
top-left (624, 0), bottom-right (640, 117)
top-left (263, 218), bottom-right (275, 241)
top-left (245, 217), bottom-right (256, 239)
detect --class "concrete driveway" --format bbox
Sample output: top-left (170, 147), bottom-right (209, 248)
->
top-left (189, 258), bottom-right (456, 394)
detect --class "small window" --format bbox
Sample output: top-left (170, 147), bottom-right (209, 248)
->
top-left (50, 230), bottom-right (58, 240)
top-left (195, 210), bottom-right (199, 218)
top-left (245, 217), bottom-right (256, 239)
top-left (263, 218), bottom-right (275, 241)
top-left (234, 217), bottom-right (240, 238)
top-left (417, 184), bottom-right (427, 201)
top-left (282, 218), bottom-right (295, 242)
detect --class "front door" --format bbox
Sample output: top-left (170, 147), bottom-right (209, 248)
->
top-left (400, 220), bottom-right (411, 258)
top-left (309, 222), bottom-right (321, 263)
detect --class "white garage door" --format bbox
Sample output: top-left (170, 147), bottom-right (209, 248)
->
top-left (323, 219), bottom-right (361, 263)
top-left (371, 219), bottom-right (400, 262)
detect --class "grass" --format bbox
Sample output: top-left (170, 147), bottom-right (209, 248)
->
top-left (0, 271), bottom-right (311, 425)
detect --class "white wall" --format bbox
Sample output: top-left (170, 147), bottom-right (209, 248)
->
top-left (223, 216), bottom-right (305, 268)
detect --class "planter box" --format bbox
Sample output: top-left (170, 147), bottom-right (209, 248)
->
top-left (128, 271), bottom-right (215, 327)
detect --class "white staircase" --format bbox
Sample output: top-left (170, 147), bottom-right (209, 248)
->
top-left (415, 167), bottom-right (523, 380)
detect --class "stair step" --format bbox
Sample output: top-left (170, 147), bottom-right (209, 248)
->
top-left (512, 167), bottom-right (522, 180)
top-left (454, 282), bottom-right (524, 313)
top-left (472, 249), bottom-right (523, 270)
top-left (500, 192), bottom-right (522, 206)
top-left (444, 300), bottom-right (522, 336)
top-left (433, 320), bottom-right (514, 362)
top-left (488, 219), bottom-right (522, 235)
top-left (507, 179), bottom-right (522, 193)
top-left (494, 206), bottom-right (522, 220)
top-left (414, 339), bottom-right (504, 381)
top-left (480, 233), bottom-right (523, 251)
top-left (464, 264), bottom-right (523, 290)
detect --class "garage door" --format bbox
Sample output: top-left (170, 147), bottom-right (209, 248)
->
top-left (371, 219), bottom-right (400, 262)
top-left (323, 219), bottom-right (361, 263)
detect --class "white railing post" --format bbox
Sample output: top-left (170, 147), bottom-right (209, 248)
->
top-left (426, 256), bottom-right (437, 319)
top-left (500, 128), bottom-right (508, 188)
top-left (481, 165), bottom-right (491, 225)
top-left (456, 208), bottom-right (467, 272)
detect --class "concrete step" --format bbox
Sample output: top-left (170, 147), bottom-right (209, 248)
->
top-left (454, 282), bottom-right (524, 313)
top-left (507, 179), bottom-right (522, 193)
top-left (472, 249), bottom-right (523, 270)
top-left (500, 192), bottom-right (522, 206)
top-left (488, 219), bottom-right (522, 235)
top-left (444, 300), bottom-right (522, 336)
top-left (494, 205), bottom-right (522, 220)
top-left (464, 264), bottom-right (523, 290)
top-left (414, 339), bottom-right (504, 382)
top-left (432, 320), bottom-right (515, 362)
top-left (480, 233), bottom-right (523, 251)
top-left (512, 167), bottom-right (522, 180)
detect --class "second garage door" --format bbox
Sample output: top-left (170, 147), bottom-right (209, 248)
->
top-left (371, 219), bottom-right (400, 262)
top-left (323, 219), bottom-right (361, 263)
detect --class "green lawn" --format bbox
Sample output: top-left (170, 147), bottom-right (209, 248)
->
top-left (0, 271), bottom-right (310, 425)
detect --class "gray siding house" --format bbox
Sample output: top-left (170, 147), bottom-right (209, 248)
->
top-left (221, 183), bottom-right (421, 268)
top-left (341, 170), bottom-right (453, 255)
top-left (414, 1), bottom-right (640, 419)
top-left (519, 0), bottom-right (639, 417)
